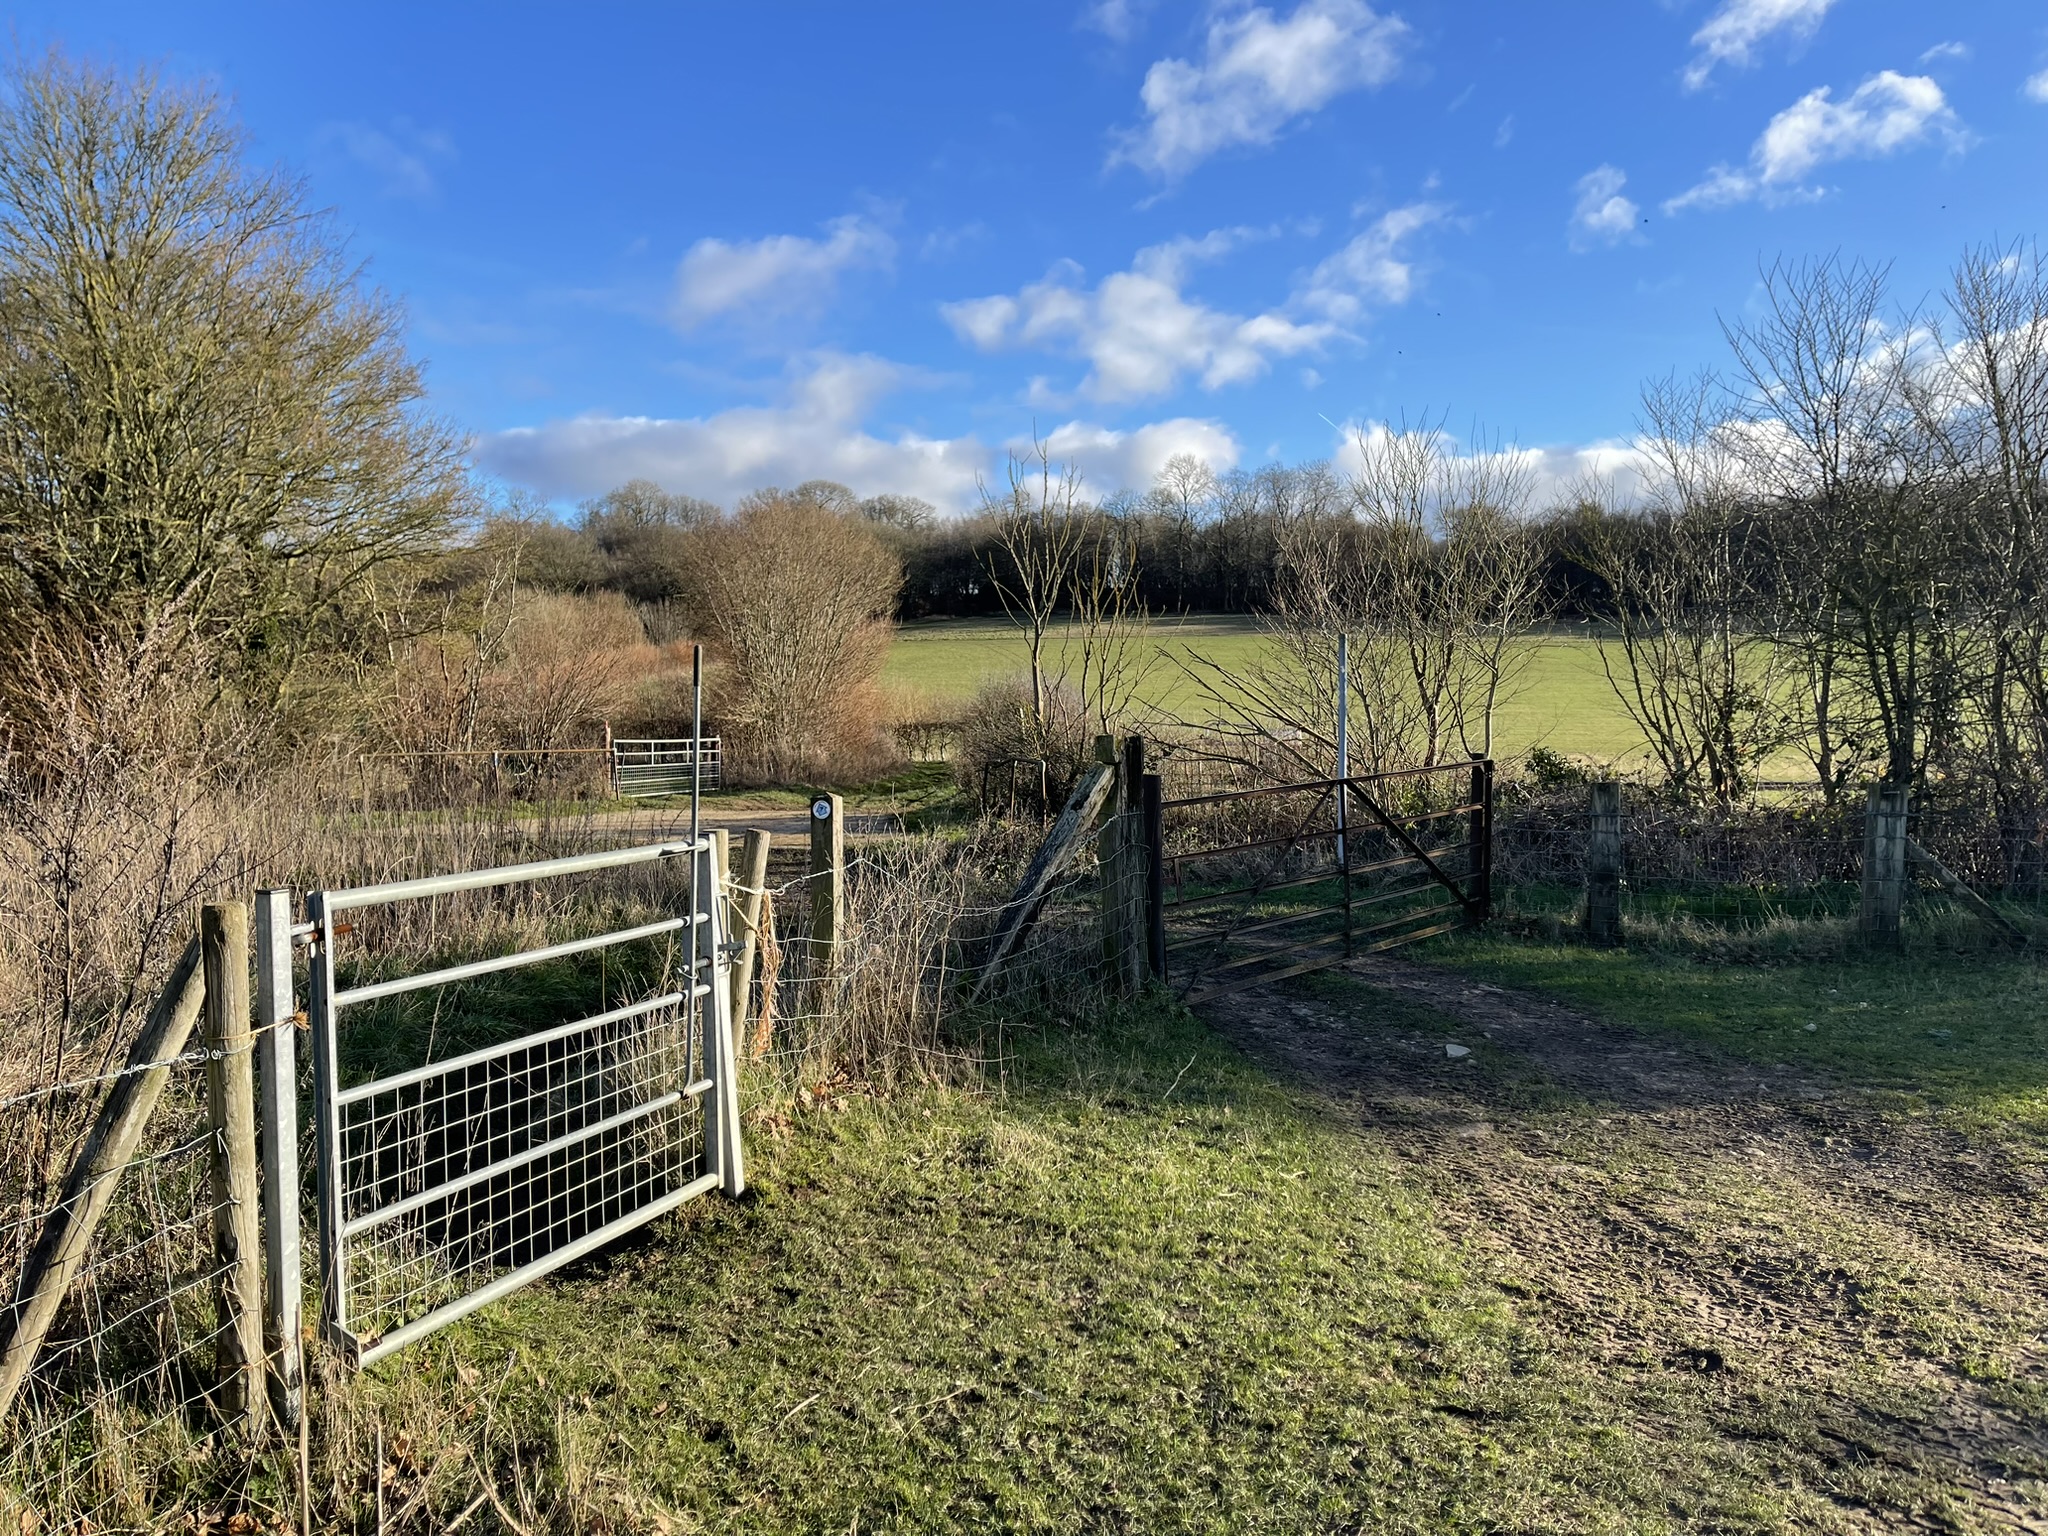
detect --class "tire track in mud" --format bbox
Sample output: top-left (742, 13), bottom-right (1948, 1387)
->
top-left (1200, 955), bottom-right (2048, 1532)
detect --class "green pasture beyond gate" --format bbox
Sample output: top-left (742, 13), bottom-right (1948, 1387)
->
top-left (885, 617), bottom-right (1657, 765)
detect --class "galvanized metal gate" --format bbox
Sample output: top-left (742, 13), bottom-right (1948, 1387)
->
top-left (1150, 759), bottom-right (1493, 1003)
top-left (301, 837), bottom-right (743, 1367)
top-left (611, 737), bottom-right (722, 796)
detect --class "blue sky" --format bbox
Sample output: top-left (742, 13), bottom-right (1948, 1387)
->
top-left (15, 1), bottom-right (2048, 511)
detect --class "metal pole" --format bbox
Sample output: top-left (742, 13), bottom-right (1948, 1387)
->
top-left (255, 890), bottom-right (303, 1431)
top-left (690, 644), bottom-right (703, 850)
top-left (306, 892), bottom-right (349, 1351)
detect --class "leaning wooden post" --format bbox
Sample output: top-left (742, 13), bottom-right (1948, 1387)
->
top-left (203, 901), bottom-right (266, 1431)
top-left (729, 829), bottom-right (772, 1050)
top-left (808, 793), bottom-right (844, 976)
top-left (0, 936), bottom-right (207, 1423)
top-left (1860, 782), bottom-right (1910, 945)
top-left (1585, 781), bottom-right (1623, 946)
top-left (254, 890), bottom-right (303, 1432)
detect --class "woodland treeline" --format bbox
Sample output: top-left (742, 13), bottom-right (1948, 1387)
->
top-left (510, 241), bottom-right (2048, 837)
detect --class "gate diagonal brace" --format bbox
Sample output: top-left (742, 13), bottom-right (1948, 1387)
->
top-left (1174, 781), bottom-right (1338, 1000)
top-left (1342, 781), bottom-right (1477, 913)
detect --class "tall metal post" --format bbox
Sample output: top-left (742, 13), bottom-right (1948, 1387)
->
top-left (305, 891), bottom-right (348, 1350)
top-left (690, 644), bottom-right (704, 848)
top-left (698, 840), bottom-right (746, 1196)
top-left (254, 890), bottom-right (303, 1430)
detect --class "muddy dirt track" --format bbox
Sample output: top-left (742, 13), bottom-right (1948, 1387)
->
top-left (1203, 956), bottom-right (2048, 1533)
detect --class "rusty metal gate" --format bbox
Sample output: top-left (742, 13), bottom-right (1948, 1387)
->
top-left (1146, 758), bottom-right (1493, 1003)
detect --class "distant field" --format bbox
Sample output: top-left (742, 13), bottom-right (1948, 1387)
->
top-left (883, 615), bottom-right (1654, 765)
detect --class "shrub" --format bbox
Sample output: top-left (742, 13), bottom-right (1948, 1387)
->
top-left (693, 492), bottom-right (902, 784)
top-left (953, 677), bottom-right (1093, 816)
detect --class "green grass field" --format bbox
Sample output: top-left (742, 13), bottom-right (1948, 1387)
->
top-left (334, 929), bottom-right (2048, 1531)
top-left (884, 616), bottom-right (1654, 765)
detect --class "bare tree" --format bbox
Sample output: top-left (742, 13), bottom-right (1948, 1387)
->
top-left (1723, 256), bottom-right (1961, 790)
top-left (1346, 418), bottom-right (1542, 766)
top-left (1573, 380), bottom-right (1787, 802)
top-left (0, 51), bottom-right (467, 738)
top-left (694, 492), bottom-right (902, 783)
top-left (983, 440), bottom-right (1087, 735)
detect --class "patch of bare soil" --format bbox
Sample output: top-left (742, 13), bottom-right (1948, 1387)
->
top-left (1202, 955), bottom-right (2048, 1533)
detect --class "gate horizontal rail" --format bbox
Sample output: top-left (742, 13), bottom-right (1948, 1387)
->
top-left (1151, 759), bottom-right (1493, 1003)
top-left (612, 737), bottom-right (722, 796)
top-left (300, 836), bottom-right (745, 1368)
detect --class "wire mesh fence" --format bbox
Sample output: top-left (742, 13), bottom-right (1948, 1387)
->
top-left (0, 1037), bottom-right (284, 1533)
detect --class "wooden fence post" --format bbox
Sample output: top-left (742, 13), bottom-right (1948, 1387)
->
top-left (254, 890), bottom-right (303, 1432)
top-left (202, 901), bottom-right (266, 1431)
top-left (1468, 756), bottom-right (1494, 922)
top-left (1585, 781), bottom-right (1623, 946)
top-left (0, 937), bottom-right (207, 1423)
top-left (1860, 783), bottom-right (1910, 945)
top-left (1093, 737), bottom-right (1125, 986)
top-left (1142, 773), bottom-right (1166, 982)
top-left (729, 829), bottom-right (772, 1048)
top-left (808, 793), bottom-right (844, 974)
top-left (1121, 737), bottom-right (1149, 992)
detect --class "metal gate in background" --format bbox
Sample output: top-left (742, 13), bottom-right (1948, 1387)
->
top-left (298, 837), bottom-right (743, 1368)
top-left (1152, 759), bottom-right (1493, 1004)
top-left (612, 737), bottom-right (722, 797)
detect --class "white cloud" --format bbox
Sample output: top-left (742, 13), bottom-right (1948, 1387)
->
top-left (1081, 0), bottom-right (1153, 42)
top-left (317, 119), bottom-right (454, 199)
top-left (1918, 41), bottom-right (1969, 66)
top-left (1665, 71), bottom-right (1963, 213)
top-left (474, 353), bottom-right (986, 511)
top-left (1684, 0), bottom-right (1837, 91)
top-left (1568, 165), bottom-right (1641, 251)
top-left (1111, 0), bottom-right (1409, 179)
top-left (1331, 420), bottom-right (1656, 512)
top-left (1294, 204), bottom-right (1447, 321)
top-left (472, 353), bottom-right (1238, 512)
top-left (672, 216), bottom-right (893, 329)
top-left (2026, 68), bottom-right (2048, 104)
top-left (1028, 417), bottom-right (1241, 490)
top-left (942, 207), bottom-right (1442, 401)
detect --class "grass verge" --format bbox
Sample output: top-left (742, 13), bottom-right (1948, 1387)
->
top-left (339, 991), bottom-right (1945, 1533)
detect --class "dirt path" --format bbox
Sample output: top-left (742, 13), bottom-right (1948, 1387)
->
top-left (1202, 956), bottom-right (2048, 1532)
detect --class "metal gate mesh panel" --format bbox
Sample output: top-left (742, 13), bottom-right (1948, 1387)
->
top-left (334, 994), bottom-right (705, 1353)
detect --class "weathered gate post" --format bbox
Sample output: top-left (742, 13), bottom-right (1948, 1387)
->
top-left (202, 901), bottom-right (266, 1430)
top-left (1585, 781), bottom-right (1623, 946)
top-left (1860, 782), bottom-right (1910, 945)
top-left (1142, 772), bottom-right (1167, 982)
top-left (1119, 737), bottom-right (1149, 993)
top-left (1468, 756), bottom-right (1495, 922)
